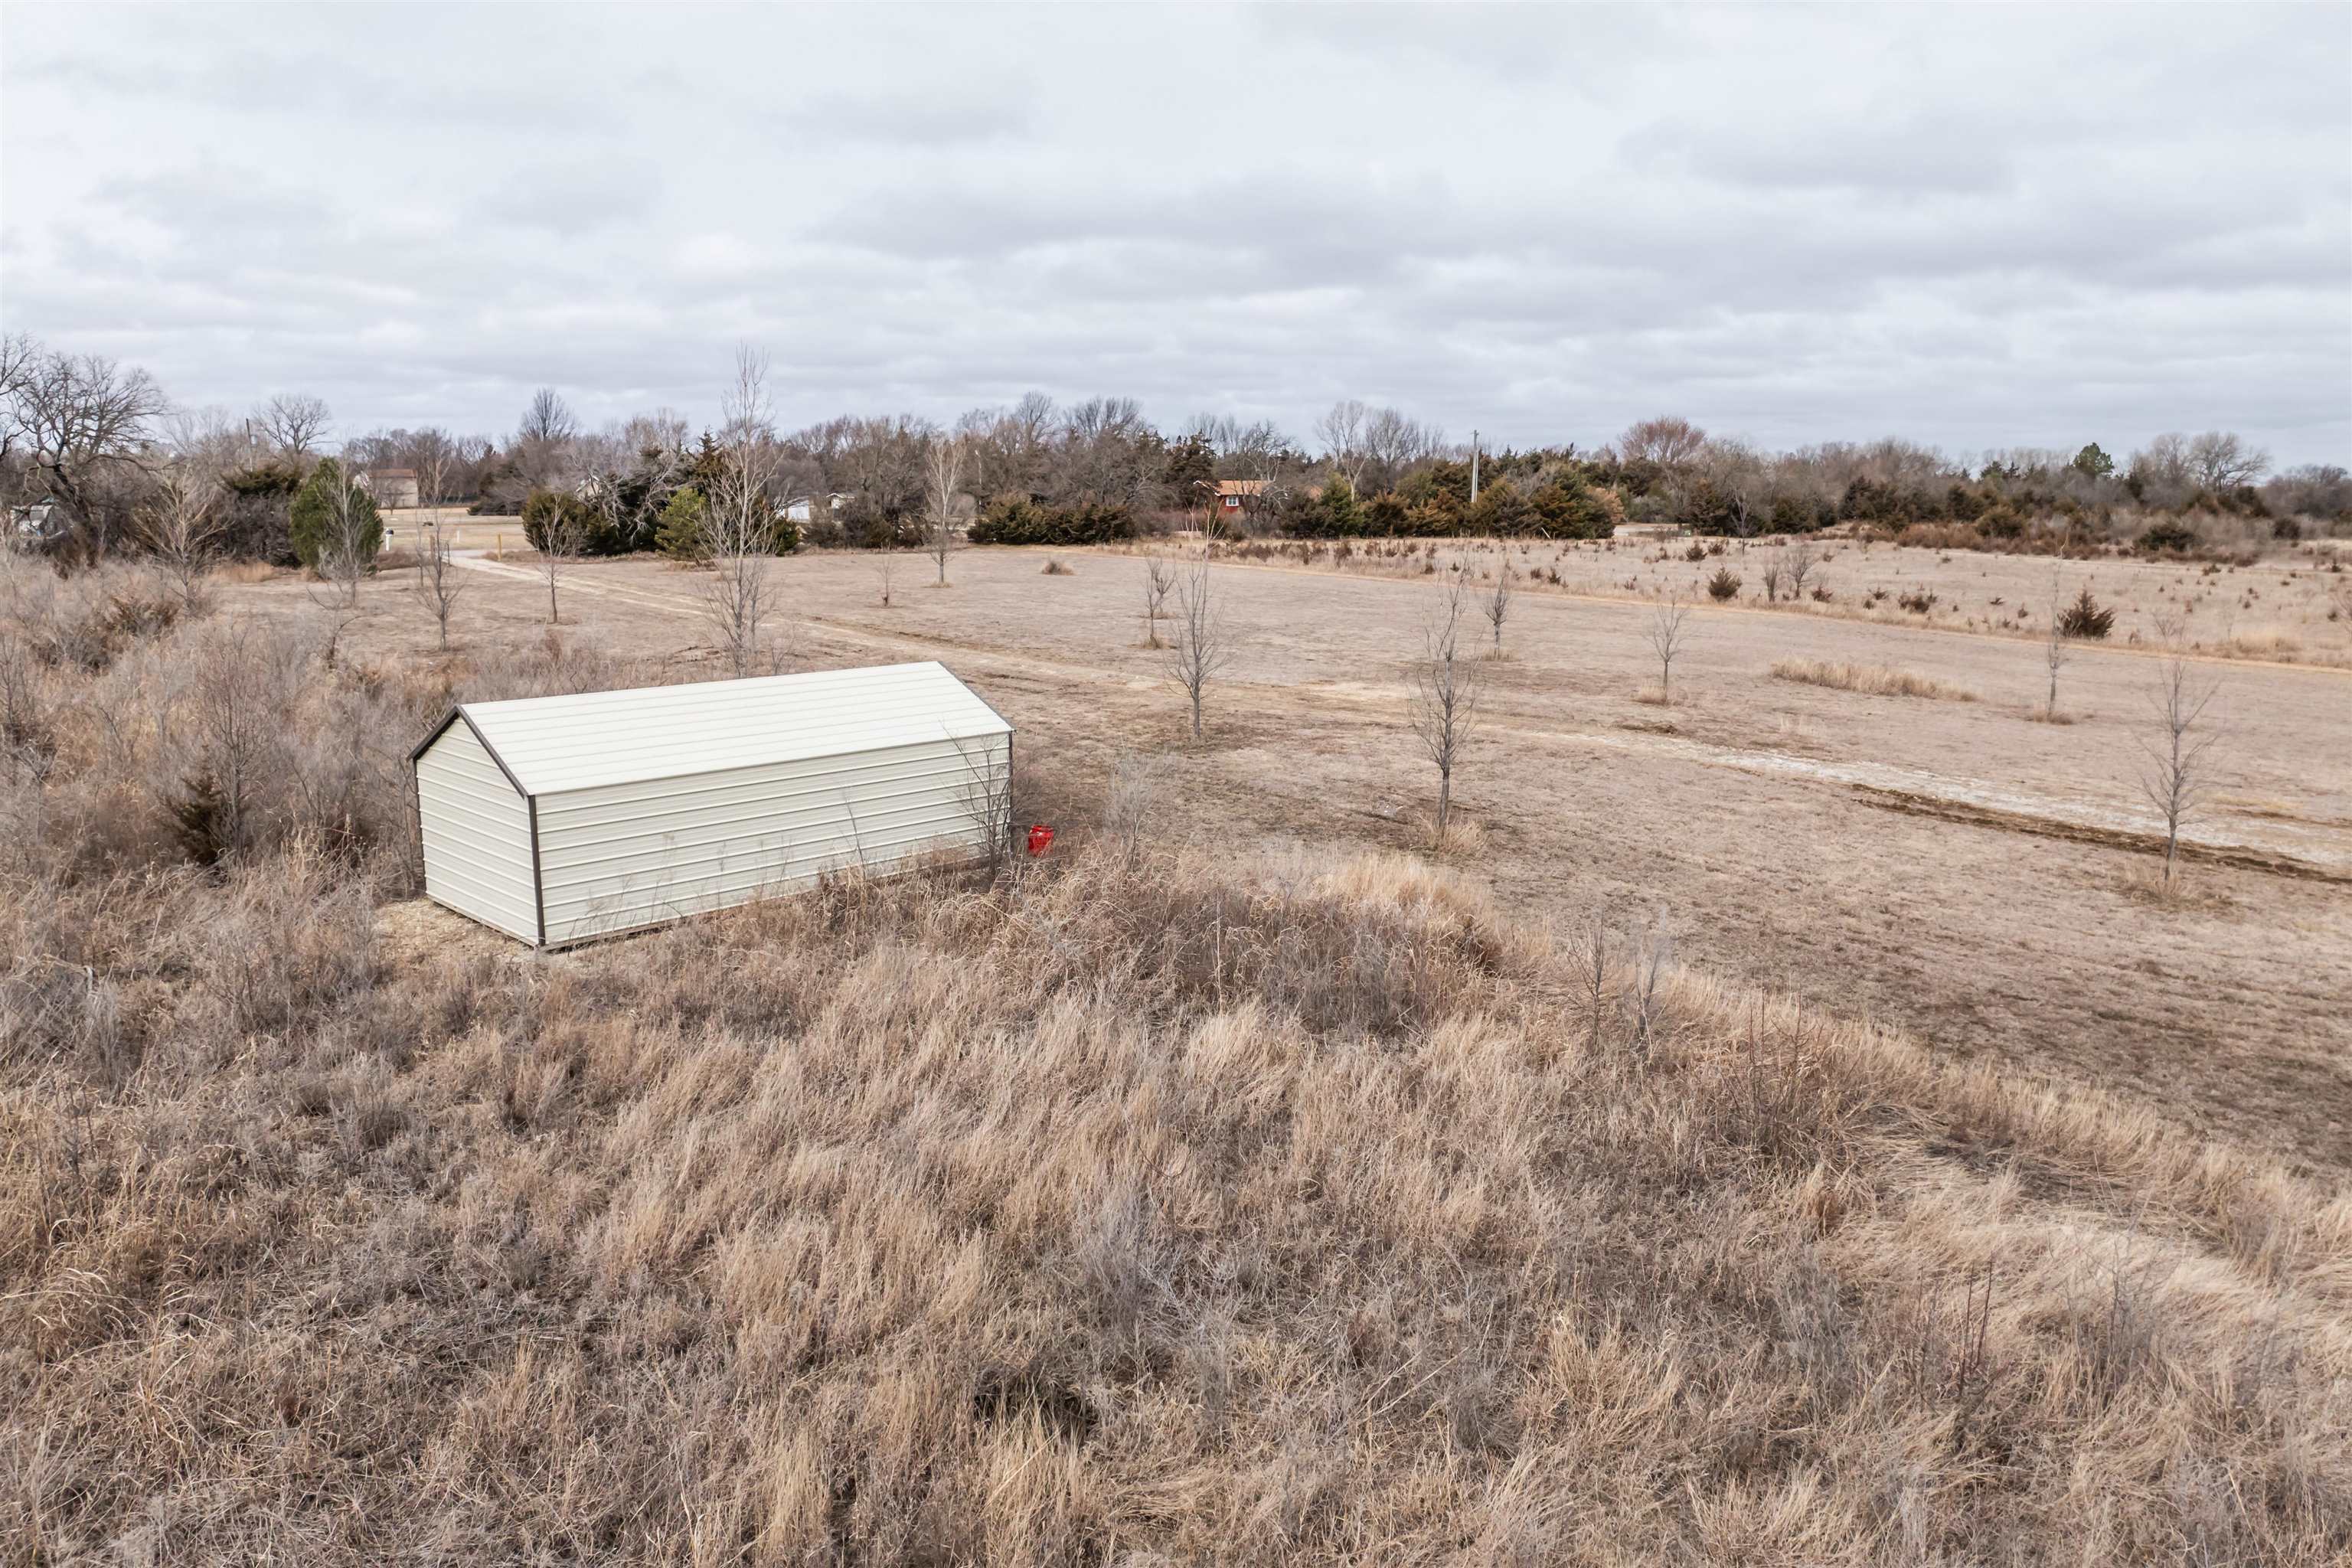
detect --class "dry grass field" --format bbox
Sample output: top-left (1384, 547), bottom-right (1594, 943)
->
top-left (1139, 534), bottom-right (2352, 669)
top-left (5, 539), bottom-right (2350, 1563)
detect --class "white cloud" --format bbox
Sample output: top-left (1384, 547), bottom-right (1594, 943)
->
top-left (1, 2), bottom-right (2344, 462)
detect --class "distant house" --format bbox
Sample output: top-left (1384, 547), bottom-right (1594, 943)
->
top-left (360, 468), bottom-right (421, 508)
top-left (1196, 479), bottom-right (1266, 522)
top-left (784, 493), bottom-right (852, 524)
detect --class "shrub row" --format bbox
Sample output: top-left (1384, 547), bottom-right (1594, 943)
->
top-left (967, 497), bottom-right (1135, 546)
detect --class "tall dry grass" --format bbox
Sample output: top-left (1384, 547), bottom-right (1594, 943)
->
top-left (1770, 657), bottom-right (1979, 702)
top-left (3, 560), bottom-right (2348, 1563)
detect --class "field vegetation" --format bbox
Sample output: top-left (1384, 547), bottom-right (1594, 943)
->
top-left (7, 337), bottom-right (2351, 1561)
top-left (5, 548), bottom-right (2352, 1563)
top-left (1771, 659), bottom-right (1979, 702)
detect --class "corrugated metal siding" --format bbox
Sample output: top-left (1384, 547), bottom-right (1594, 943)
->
top-left (416, 720), bottom-right (538, 943)
top-left (462, 662), bottom-right (1011, 795)
top-left (534, 733), bottom-right (1008, 946)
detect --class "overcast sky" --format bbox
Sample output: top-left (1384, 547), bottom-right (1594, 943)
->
top-left (5, 2), bottom-right (2348, 464)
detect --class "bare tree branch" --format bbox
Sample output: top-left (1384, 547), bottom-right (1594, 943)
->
top-left (701, 345), bottom-right (779, 676)
top-left (2136, 617), bottom-right (2222, 886)
top-left (1410, 574), bottom-right (1483, 842)
top-left (1164, 563), bottom-right (1231, 740)
top-left (412, 516), bottom-right (467, 650)
top-left (1140, 555), bottom-right (1174, 648)
top-left (926, 435), bottom-right (963, 586)
top-left (2043, 566), bottom-right (2071, 722)
top-left (255, 393), bottom-right (332, 458)
top-left (1645, 596), bottom-right (1692, 702)
top-left (1481, 564), bottom-right (1513, 657)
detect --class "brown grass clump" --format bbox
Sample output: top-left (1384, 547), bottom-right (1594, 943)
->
top-left (2115, 861), bottom-right (2236, 912)
top-left (5, 575), bottom-right (2349, 1563)
top-left (1772, 656), bottom-right (1979, 702)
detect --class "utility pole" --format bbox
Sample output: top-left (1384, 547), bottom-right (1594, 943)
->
top-left (1470, 430), bottom-right (1480, 504)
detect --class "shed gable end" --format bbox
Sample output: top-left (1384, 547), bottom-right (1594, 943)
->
top-left (416, 716), bottom-right (540, 944)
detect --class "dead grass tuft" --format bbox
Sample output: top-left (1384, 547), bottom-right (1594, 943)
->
top-left (1772, 656), bottom-right (1979, 701)
top-left (2115, 861), bottom-right (2236, 911)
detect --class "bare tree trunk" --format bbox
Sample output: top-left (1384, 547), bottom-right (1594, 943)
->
top-left (413, 518), bottom-right (466, 650)
top-left (1785, 538), bottom-right (1817, 600)
top-left (1141, 556), bottom-right (1174, 648)
top-left (2137, 626), bottom-right (2220, 886)
top-left (1646, 596), bottom-right (1690, 702)
top-left (702, 345), bottom-right (780, 677)
top-left (2043, 567), bottom-right (2070, 721)
top-left (1410, 575), bottom-right (1481, 843)
top-left (310, 463), bottom-right (371, 612)
top-left (137, 464), bottom-right (223, 616)
top-left (927, 436), bottom-right (962, 586)
top-left (1165, 564), bottom-right (1231, 740)
top-left (1483, 566), bottom-right (1512, 657)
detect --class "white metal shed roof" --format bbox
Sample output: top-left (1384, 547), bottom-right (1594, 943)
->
top-left (424, 662), bottom-right (1011, 796)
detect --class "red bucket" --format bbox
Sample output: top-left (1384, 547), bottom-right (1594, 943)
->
top-left (1026, 824), bottom-right (1055, 857)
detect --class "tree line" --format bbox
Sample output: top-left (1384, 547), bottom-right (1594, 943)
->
top-left (5, 332), bottom-right (2345, 573)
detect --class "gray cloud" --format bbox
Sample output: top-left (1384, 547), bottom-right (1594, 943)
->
top-left (2, 2), bottom-right (2345, 463)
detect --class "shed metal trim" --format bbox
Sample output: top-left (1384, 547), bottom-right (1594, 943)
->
top-left (408, 707), bottom-right (531, 801)
top-left (528, 795), bottom-right (546, 947)
top-left (455, 662), bottom-right (1008, 796)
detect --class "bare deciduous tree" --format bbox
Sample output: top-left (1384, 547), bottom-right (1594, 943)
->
top-left (170, 623), bottom-right (280, 864)
top-left (1645, 596), bottom-right (1692, 701)
top-left (256, 394), bottom-right (332, 458)
top-left (2138, 621), bottom-right (2221, 887)
top-left (2043, 567), bottom-right (2071, 721)
top-left (1760, 550), bottom-right (1786, 604)
top-left (1631, 913), bottom-right (1672, 1058)
top-left (1481, 566), bottom-right (1513, 658)
top-left (412, 517), bottom-right (466, 650)
top-left (137, 458), bottom-right (224, 616)
top-left (1617, 416), bottom-right (1707, 470)
top-left (1410, 576), bottom-right (1482, 842)
top-left (1140, 556), bottom-right (1174, 648)
top-left (2185, 431), bottom-right (2269, 492)
top-left (1315, 400), bottom-right (1442, 494)
top-left (1100, 753), bottom-right (1164, 858)
top-left (1165, 563), bottom-right (1231, 740)
top-left (534, 500), bottom-right (585, 625)
top-left (1698, 438), bottom-right (1772, 536)
top-left (3, 339), bottom-right (168, 552)
top-left (1316, 400), bottom-right (1370, 490)
top-left (410, 428), bottom-right (459, 508)
top-left (1785, 537), bottom-right (1819, 600)
top-left (1580, 920), bottom-right (1610, 1049)
top-left (926, 435), bottom-right (963, 586)
top-left (874, 550), bottom-right (898, 608)
top-left (516, 387), bottom-right (580, 492)
top-left (702, 345), bottom-right (779, 677)
top-left (951, 733), bottom-right (1015, 875)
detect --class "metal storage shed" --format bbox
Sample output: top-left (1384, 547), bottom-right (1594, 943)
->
top-left (409, 662), bottom-right (1012, 948)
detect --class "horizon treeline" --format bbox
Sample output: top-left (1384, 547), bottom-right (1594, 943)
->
top-left (5, 332), bottom-right (2347, 566)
